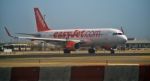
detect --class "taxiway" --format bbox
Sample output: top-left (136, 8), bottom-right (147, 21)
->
top-left (0, 52), bottom-right (150, 67)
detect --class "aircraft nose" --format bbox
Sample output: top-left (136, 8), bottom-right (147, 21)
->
top-left (121, 35), bottom-right (127, 43)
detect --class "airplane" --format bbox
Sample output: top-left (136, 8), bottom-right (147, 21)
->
top-left (4, 8), bottom-right (127, 54)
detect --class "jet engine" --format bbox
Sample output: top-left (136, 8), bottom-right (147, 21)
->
top-left (65, 41), bottom-right (80, 50)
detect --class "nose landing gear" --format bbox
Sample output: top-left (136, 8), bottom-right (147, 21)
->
top-left (110, 49), bottom-right (115, 54)
top-left (63, 48), bottom-right (71, 54)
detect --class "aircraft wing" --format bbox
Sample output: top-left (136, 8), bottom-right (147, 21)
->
top-left (4, 27), bottom-right (82, 43)
top-left (18, 36), bottom-right (81, 43)
top-left (16, 33), bottom-right (39, 37)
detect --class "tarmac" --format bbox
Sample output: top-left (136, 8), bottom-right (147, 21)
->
top-left (0, 51), bottom-right (150, 67)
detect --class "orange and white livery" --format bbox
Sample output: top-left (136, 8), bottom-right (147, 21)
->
top-left (5, 8), bottom-right (127, 54)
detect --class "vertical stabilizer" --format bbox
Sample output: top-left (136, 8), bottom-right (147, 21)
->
top-left (34, 8), bottom-right (50, 32)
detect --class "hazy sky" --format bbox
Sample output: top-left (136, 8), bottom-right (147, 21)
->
top-left (0, 0), bottom-right (150, 42)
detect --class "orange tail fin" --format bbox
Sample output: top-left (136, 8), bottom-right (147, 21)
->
top-left (34, 8), bottom-right (50, 32)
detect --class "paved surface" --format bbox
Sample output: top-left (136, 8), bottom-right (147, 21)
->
top-left (0, 52), bottom-right (150, 67)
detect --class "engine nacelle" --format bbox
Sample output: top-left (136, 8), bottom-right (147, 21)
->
top-left (74, 43), bottom-right (80, 49)
top-left (66, 41), bottom-right (80, 50)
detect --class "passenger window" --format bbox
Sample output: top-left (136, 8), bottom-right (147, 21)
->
top-left (118, 33), bottom-right (122, 35)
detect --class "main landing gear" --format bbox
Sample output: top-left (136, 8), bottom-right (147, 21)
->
top-left (110, 49), bottom-right (115, 54)
top-left (64, 48), bottom-right (96, 54)
top-left (88, 47), bottom-right (96, 54)
top-left (63, 48), bottom-right (71, 54)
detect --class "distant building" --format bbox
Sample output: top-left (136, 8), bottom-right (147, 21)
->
top-left (126, 40), bottom-right (150, 49)
top-left (3, 43), bottom-right (31, 51)
top-left (0, 43), bottom-right (4, 51)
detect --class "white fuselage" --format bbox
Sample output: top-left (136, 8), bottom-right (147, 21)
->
top-left (4, 8), bottom-right (128, 53)
top-left (35, 28), bottom-right (127, 48)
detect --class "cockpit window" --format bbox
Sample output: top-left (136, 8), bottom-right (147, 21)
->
top-left (118, 33), bottom-right (123, 35)
top-left (113, 33), bottom-right (123, 35)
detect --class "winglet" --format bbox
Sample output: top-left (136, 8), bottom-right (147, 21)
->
top-left (4, 26), bottom-right (17, 39)
top-left (4, 26), bottom-right (13, 37)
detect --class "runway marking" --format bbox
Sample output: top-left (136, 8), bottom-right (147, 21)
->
top-left (0, 53), bottom-right (150, 67)
top-left (107, 63), bottom-right (139, 66)
top-left (0, 61), bottom-right (142, 67)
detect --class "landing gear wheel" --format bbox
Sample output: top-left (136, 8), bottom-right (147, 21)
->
top-left (88, 48), bottom-right (96, 54)
top-left (64, 48), bottom-right (71, 54)
top-left (110, 49), bottom-right (115, 54)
